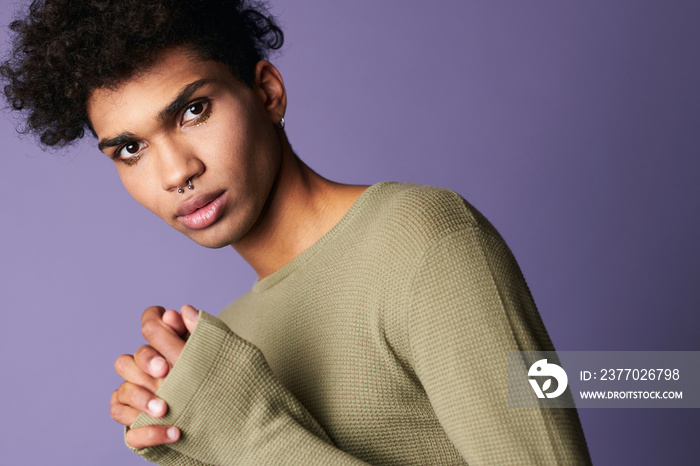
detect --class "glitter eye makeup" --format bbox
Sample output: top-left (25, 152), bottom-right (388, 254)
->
top-left (122, 152), bottom-right (143, 166)
top-left (114, 99), bottom-right (212, 167)
top-left (115, 140), bottom-right (147, 166)
top-left (193, 109), bottom-right (211, 127)
top-left (182, 100), bottom-right (212, 127)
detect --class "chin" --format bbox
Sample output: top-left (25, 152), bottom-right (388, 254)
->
top-left (187, 232), bottom-right (237, 249)
top-left (183, 224), bottom-right (249, 249)
top-left (195, 239), bottom-right (233, 249)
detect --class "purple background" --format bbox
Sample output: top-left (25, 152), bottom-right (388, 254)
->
top-left (2, 0), bottom-right (698, 464)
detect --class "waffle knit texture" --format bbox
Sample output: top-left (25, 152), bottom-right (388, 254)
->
top-left (129, 182), bottom-right (591, 465)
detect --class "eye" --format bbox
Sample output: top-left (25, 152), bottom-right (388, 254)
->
top-left (116, 141), bottom-right (147, 166)
top-left (182, 100), bottom-right (210, 125)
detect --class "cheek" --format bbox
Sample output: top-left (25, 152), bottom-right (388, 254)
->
top-left (254, 124), bottom-right (283, 178)
top-left (120, 172), bottom-right (167, 217)
top-left (204, 125), bottom-right (263, 181)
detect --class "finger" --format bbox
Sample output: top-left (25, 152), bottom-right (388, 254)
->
top-left (111, 390), bottom-right (141, 426)
top-left (114, 353), bottom-right (161, 393)
top-left (141, 305), bottom-right (166, 325)
top-left (162, 309), bottom-right (188, 338)
top-left (117, 381), bottom-right (168, 418)
top-left (181, 305), bottom-right (199, 334)
top-left (141, 306), bottom-right (186, 364)
top-left (126, 425), bottom-right (180, 450)
top-left (134, 345), bottom-right (170, 380)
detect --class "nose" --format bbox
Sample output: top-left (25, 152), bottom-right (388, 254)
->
top-left (156, 139), bottom-right (204, 192)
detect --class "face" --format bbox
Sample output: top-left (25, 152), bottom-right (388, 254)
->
top-left (88, 47), bottom-right (286, 248)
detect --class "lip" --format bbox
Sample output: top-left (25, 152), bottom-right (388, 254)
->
top-left (177, 191), bottom-right (227, 230)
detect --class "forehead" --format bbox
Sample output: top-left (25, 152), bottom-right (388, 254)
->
top-left (87, 47), bottom-right (237, 136)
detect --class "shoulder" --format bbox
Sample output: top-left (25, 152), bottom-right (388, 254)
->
top-left (362, 182), bottom-right (500, 247)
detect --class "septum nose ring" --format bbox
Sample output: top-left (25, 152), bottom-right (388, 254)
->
top-left (177, 179), bottom-right (194, 193)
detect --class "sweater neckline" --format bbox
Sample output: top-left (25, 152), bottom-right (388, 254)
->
top-left (251, 182), bottom-right (391, 293)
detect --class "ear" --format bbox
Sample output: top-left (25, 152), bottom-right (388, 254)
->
top-left (253, 60), bottom-right (287, 126)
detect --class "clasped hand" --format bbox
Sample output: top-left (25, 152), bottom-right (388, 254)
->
top-left (111, 305), bottom-right (199, 449)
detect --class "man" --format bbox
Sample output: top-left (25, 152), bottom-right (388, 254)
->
top-left (2, 0), bottom-right (591, 464)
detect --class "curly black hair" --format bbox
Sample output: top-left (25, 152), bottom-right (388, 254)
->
top-left (1, 0), bottom-right (283, 147)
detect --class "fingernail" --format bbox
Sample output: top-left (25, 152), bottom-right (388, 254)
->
top-left (150, 357), bottom-right (166, 373)
top-left (167, 427), bottom-right (180, 441)
top-left (183, 307), bottom-right (199, 323)
top-left (148, 399), bottom-right (166, 416)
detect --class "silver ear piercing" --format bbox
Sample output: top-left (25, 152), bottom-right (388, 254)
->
top-left (177, 179), bottom-right (194, 194)
top-left (276, 114), bottom-right (285, 130)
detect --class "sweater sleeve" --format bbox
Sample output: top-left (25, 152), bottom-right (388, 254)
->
top-left (407, 225), bottom-right (592, 465)
top-left (128, 311), bottom-right (367, 465)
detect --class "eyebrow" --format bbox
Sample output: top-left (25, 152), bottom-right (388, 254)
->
top-left (97, 132), bottom-right (137, 152)
top-left (158, 78), bottom-right (213, 122)
top-left (97, 78), bottom-right (214, 152)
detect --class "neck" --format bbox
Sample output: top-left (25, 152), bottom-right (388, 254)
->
top-left (231, 137), bottom-right (368, 280)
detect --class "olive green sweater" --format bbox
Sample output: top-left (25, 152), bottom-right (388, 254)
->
top-left (130, 182), bottom-right (591, 465)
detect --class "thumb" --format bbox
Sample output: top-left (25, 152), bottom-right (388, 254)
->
top-left (181, 305), bottom-right (199, 334)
